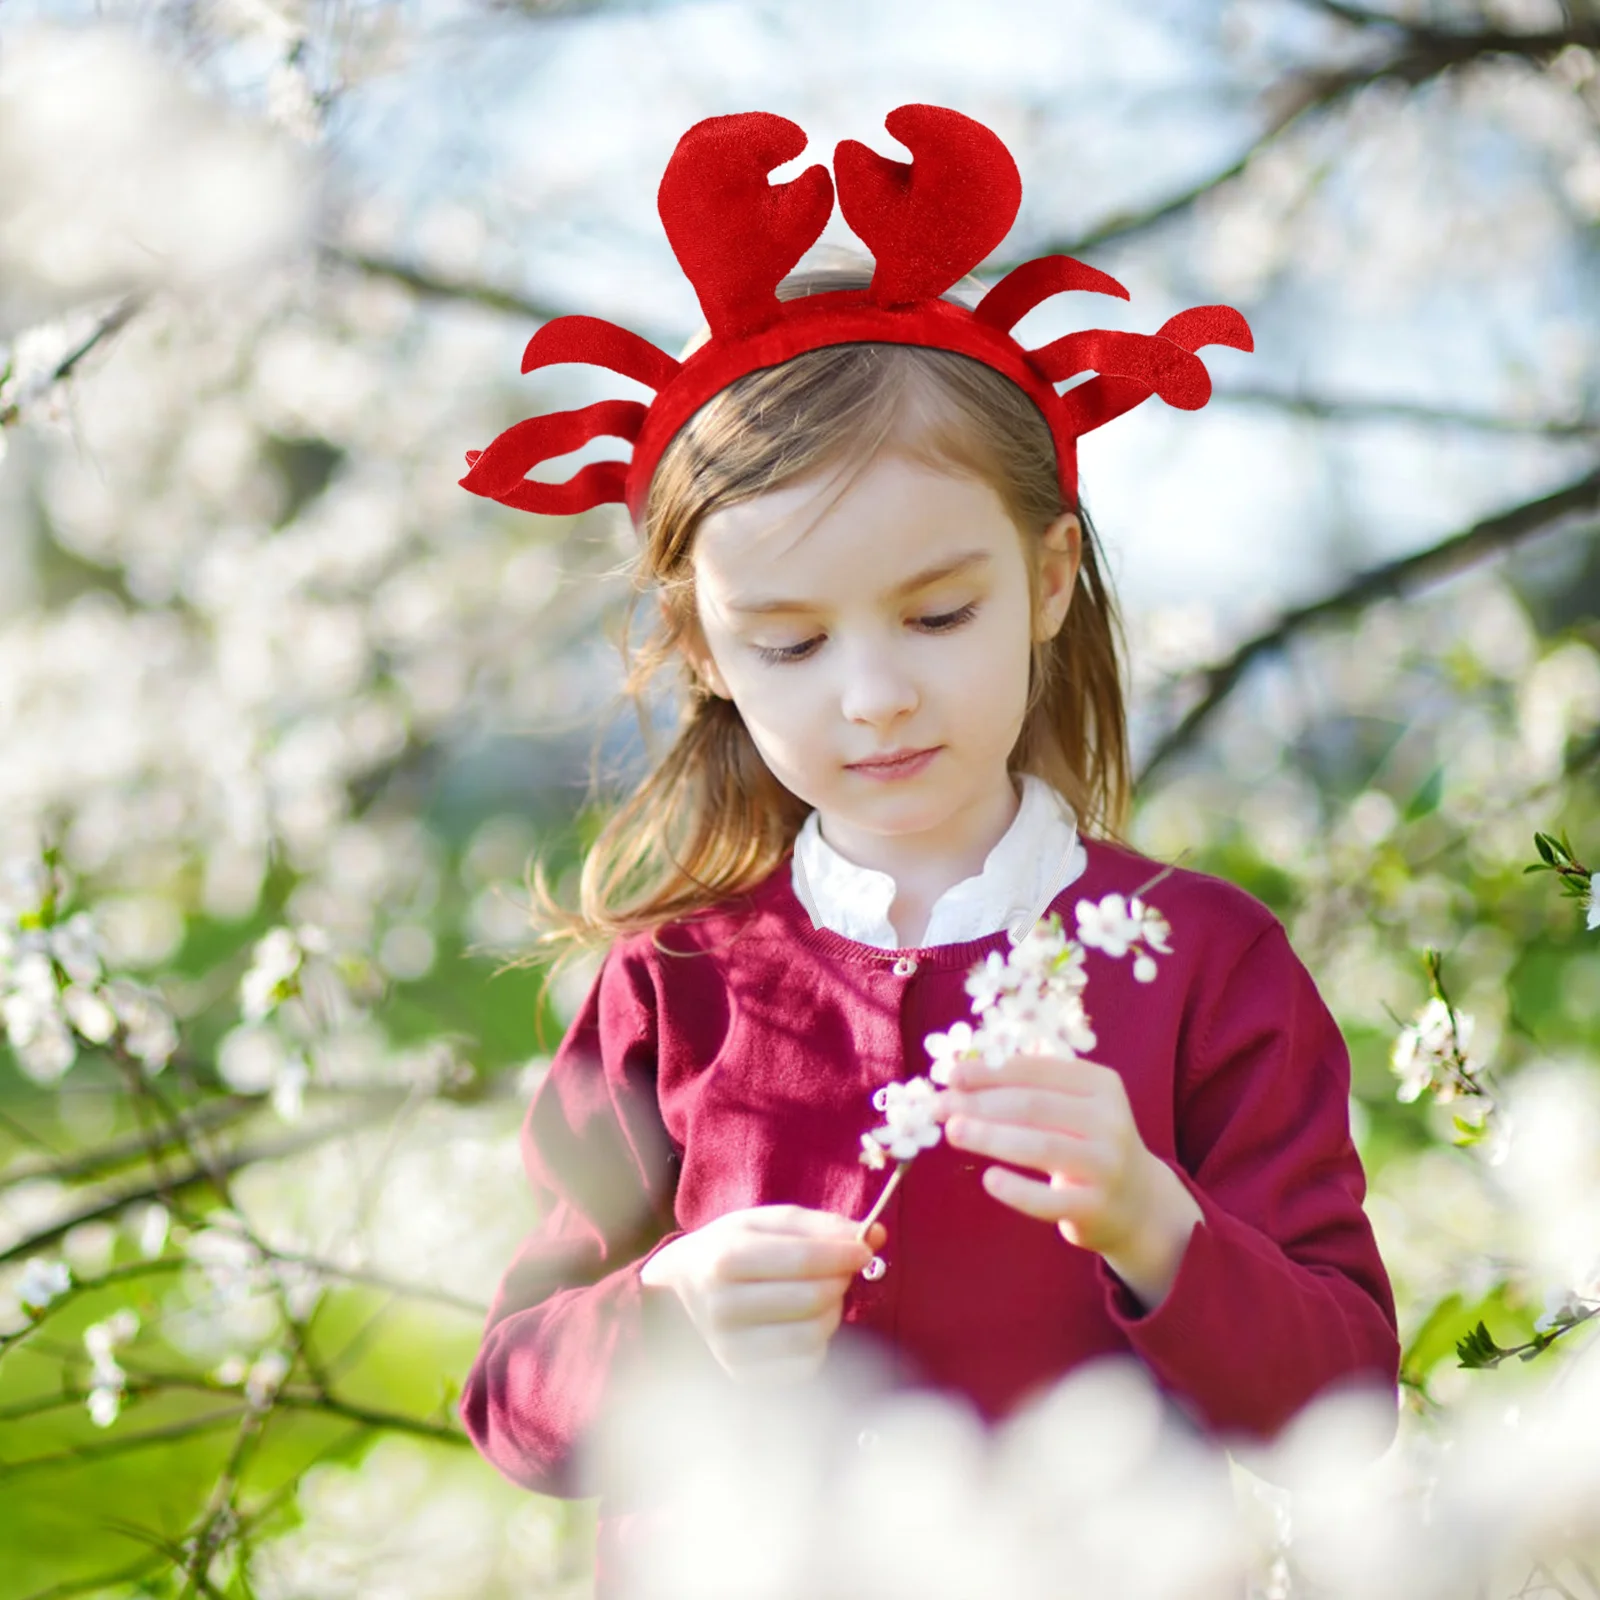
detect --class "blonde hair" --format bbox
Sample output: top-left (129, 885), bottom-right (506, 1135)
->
top-left (528, 264), bottom-right (1130, 960)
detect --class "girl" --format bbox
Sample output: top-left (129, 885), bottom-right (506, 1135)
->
top-left (458, 104), bottom-right (1399, 1587)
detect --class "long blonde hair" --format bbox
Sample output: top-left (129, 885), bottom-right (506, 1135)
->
top-left (528, 266), bottom-right (1130, 959)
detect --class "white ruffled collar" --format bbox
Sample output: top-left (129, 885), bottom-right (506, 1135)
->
top-left (790, 773), bottom-right (1086, 952)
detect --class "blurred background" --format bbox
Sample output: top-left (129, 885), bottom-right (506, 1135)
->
top-left (0, 0), bottom-right (1598, 1594)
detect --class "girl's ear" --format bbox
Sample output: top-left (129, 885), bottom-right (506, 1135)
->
top-left (1033, 511), bottom-right (1082, 643)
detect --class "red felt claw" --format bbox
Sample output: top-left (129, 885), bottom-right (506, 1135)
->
top-left (835, 104), bottom-right (1022, 307)
top-left (1157, 304), bottom-right (1254, 355)
top-left (658, 112), bottom-right (834, 340)
top-left (459, 398), bottom-right (647, 516)
top-left (1033, 330), bottom-right (1211, 409)
top-left (521, 316), bottom-right (681, 391)
top-left (1054, 304), bottom-right (1254, 439)
top-left (974, 255), bottom-right (1129, 335)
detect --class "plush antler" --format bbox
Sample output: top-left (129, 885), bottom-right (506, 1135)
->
top-left (834, 104), bottom-right (1022, 307)
top-left (657, 111), bottom-right (834, 340)
top-left (1055, 305), bottom-right (1254, 438)
top-left (459, 399), bottom-right (648, 516)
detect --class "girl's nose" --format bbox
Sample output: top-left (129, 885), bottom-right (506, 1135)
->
top-left (838, 643), bottom-right (919, 728)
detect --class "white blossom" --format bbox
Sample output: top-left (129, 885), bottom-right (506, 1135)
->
top-left (866, 1077), bottom-right (943, 1162)
top-left (1129, 897), bottom-right (1172, 954)
top-left (1587, 873), bottom-right (1598, 932)
top-left (106, 980), bottom-right (178, 1071)
top-left (245, 1348), bottom-right (291, 1408)
top-left (82, 1308), bottom-right (139, 1428)
top-left (16, 1256), bottom-right (71, 1311)
top-left (241, 927), bottom-right (306, 1021)
top-left (87, 1385), bottom-right (122, 1428)
top-left (61, 983), bottom-right (116, 1044)
top-left (1391, 996), bottom-right (1482, 1104)
top-left (858, 1132), bottom-right (888, 1171)
top-left (963, 950), bottom-right (1012, 1011)
top-left (1074, 894), bottom-right (1141, 958)
top-left (924, 1020), bottom-right (979, 1086)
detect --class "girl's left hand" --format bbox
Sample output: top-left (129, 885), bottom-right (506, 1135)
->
top-left (937, 1054), bottom-right (1202, 1310)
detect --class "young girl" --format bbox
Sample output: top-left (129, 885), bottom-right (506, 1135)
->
top-left (458, 104), bottom-right (1399, 1586)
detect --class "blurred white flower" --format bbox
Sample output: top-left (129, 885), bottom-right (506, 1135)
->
top-left (963, 950), bottom-right (1011, 1011)
top-left (1391, 996), bottom-right (1482, 1104)
top-left (1075, 894), bottom-right (1141, 958)
top-left (241, 927), bottom-right (307, 1021)
top-left (866, 1078), bottom-right (943, 1162)
top-left (245, 1348), bottom-right (291, 1409)
top-left (858, 1132), bottom-right (888, 1171)
top-left (87, 1385), bottom-right (122, 1428)
top-left (924, 1021), bottom-right (978, 1087)
top-left (105, 980), bottom-right (178, 1071)
top-left (82, 1307), bottom-right (138, 1428)
top-left (16, 1256), bottom-right (70, 1311)
top-left (1587, 873), bottom-right (1598, 931)
top-left (0, 25), bottom-right (313, 332)
top-left (61, 983), bottom-right (116, 1044)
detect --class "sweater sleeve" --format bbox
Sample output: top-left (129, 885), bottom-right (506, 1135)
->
top-left (460, 941), bottom-right (689, 1496)
top-left (1101, 920), bottom-right (1401, 1441)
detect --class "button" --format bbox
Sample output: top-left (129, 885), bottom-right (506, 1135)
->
top-left (871, 1086), bottom-right (891, 1112)
top-left (861, 1254), bottom-right (886, 1281)
top-left (892, 955), bottom-right (918, 977)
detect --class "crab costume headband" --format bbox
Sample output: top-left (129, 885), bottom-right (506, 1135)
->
top-left (460, 103), bottom-right (1253, 521)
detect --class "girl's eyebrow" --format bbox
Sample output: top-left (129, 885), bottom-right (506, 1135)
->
top-left (725, 550), bottom-right (991, 615)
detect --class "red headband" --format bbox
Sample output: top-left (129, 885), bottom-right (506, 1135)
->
top-left (460, 104), bottom-right (1252, 521)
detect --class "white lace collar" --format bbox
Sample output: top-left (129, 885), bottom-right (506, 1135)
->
top-left (790, 773), bottom-right (1087, 951)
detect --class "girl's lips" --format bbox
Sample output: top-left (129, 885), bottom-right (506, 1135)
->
top-left (847, 747), bottom-right (941, 780)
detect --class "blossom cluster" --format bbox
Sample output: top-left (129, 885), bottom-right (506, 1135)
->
top-left (857, 893), bottom-right (1173, 1177)
top-left (1389, 976), bottom-right (1506, 1163)
top-left (0, 858), bottom-right (177, 1083)
top-left (83, 1308), bottom-right (139, 1428)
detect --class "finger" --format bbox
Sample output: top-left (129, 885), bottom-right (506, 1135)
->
top-left (724, 1317), bottom-right (832, 1370)
top-left (739, 1205), bottom-right (872, 1241)
top-left (945, 1116), bottom-right (1110, 1180)
top-left (720, 1235), bottom-right (872, 1283)
top-left (712, 1276), bottom-right (854, 1329)
top-left (937, 1085), bottom-right (1104, 1130)
top-left (947, 1055), bottom-right (1114, 1094)
top-left (980, 1164), bottom-right (1101, 1224)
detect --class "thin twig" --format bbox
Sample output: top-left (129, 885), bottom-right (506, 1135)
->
top-left (1138, 465), bottom-right (1600, 784)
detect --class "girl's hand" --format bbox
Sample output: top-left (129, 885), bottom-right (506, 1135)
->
top-left (639, 1205), bottom-right (886, 1386)
top-left (938, 1055), bottom-right (1202, 1310)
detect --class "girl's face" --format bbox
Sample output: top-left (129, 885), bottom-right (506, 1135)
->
top-left (688, 450), bottom-right (1079, 872)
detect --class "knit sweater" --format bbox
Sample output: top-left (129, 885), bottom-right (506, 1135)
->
top-left (462, 838), bottom-right (1399, 1542)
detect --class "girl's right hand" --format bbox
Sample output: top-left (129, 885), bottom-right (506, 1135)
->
top-left (639, 1204), bottom-right (885, 1386)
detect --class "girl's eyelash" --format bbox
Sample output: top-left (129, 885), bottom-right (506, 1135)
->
top-left (753, 603), bottom-right (979, 666)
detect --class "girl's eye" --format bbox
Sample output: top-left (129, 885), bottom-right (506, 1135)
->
top-left (751, 604), bottom-right (978, 666)
top-left (916, 602), bottom-right (978, 633)
top-left (753, 635), bottom-right (823, 665)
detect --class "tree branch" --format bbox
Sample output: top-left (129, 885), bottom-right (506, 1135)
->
top-left (0, 1409), bottom-right (247, 1478)
top-left (1209, 386), bottom-right (1600, 437)
top-left (1137, 464), bottom-right (1600, 784)
top-left (0, 295), bottom-right (142, 428)
top-left (0, 1093), bottom-right (409, 1267)
top-left (991, 4), bottom-right (1600, 270)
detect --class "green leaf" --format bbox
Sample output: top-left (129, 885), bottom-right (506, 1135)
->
top-left (1404, 766), bottom-right (1444, 822)
top-left (1457, 1320), bottom-right (1511, 1370)
top-left (1534, 832), bottom-right (1558, 865)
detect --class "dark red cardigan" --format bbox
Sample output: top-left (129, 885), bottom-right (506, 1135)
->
top-left (462, 840), bottom-right (1399, 1556)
